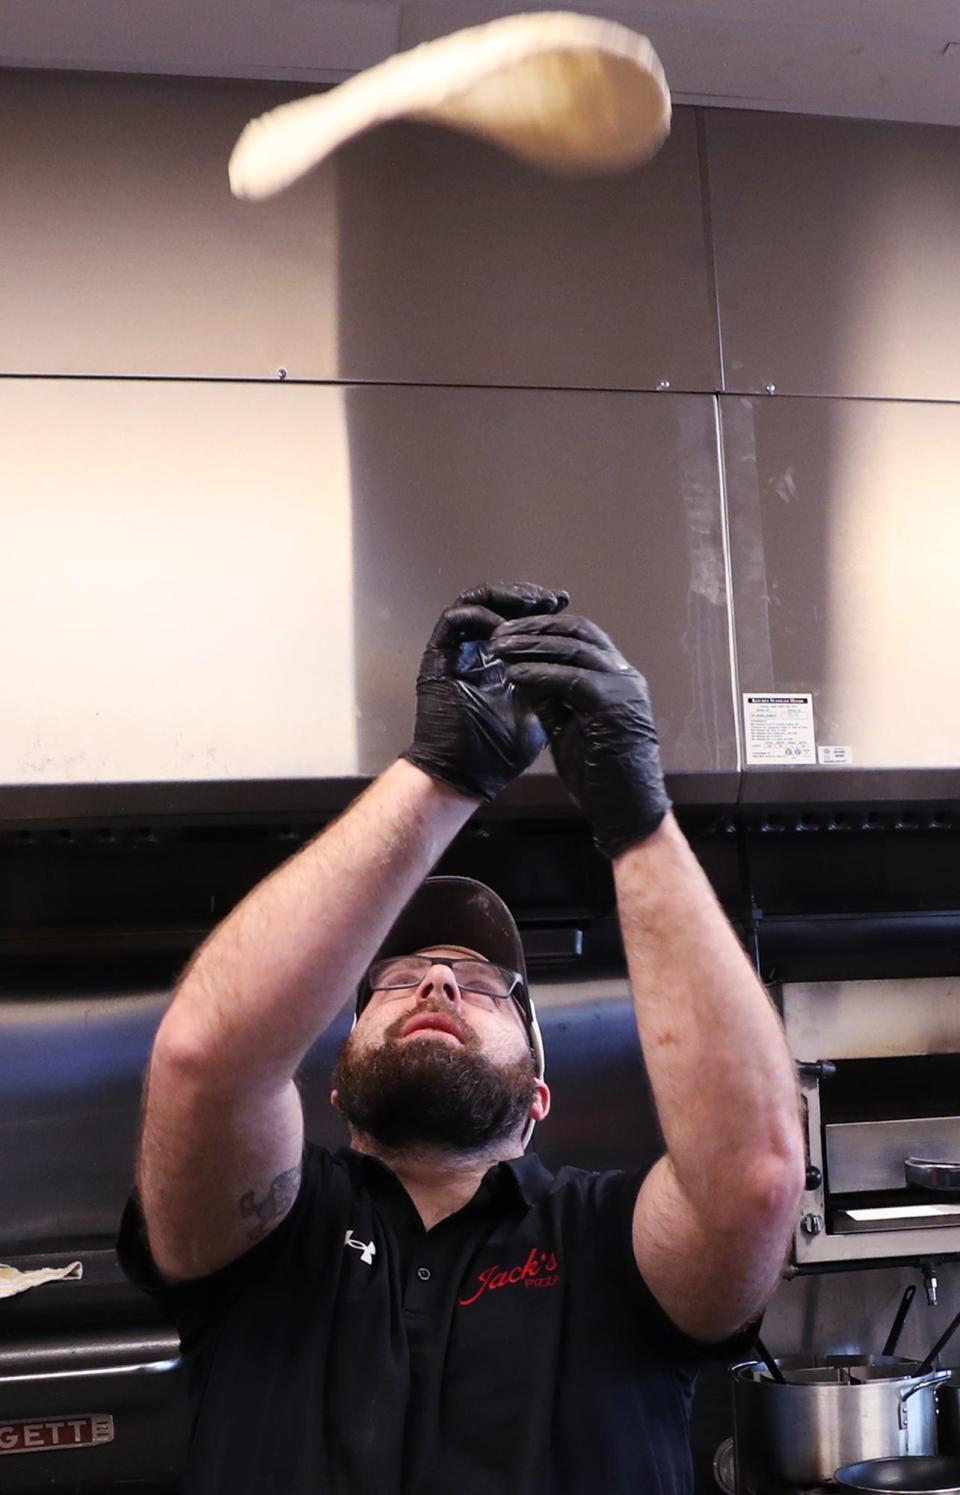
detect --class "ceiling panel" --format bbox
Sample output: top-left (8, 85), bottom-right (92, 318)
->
top-left (0, 0), bottom-right (398, 80)
top-left (4, 0), bottom-right (960, 126)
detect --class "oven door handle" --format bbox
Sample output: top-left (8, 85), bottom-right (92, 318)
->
top-left (905, 1157), bottom-right (960, 1192)
top-left (0, 1357), bottom-right (180, 1386)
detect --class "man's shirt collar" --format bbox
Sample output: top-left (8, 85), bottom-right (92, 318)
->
top-left (338, 1145), bottom-right (554, 1211)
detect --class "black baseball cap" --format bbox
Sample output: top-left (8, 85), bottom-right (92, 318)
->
top-left (356, 875), bottom-right (545, 1086)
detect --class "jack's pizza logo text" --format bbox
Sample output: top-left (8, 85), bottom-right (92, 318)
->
top-left (459, 1248), bottom-right (561, 1306)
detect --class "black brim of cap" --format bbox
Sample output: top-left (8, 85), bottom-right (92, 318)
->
top-left (360, 875), bottom-right (530, 1025)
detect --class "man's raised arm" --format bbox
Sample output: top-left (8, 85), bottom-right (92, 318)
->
top-left (491, 610), bottom-right (805, 1342)
top-left (138, 582), bottom-right (568, 1282)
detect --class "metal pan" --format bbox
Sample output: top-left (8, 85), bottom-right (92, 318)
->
top-left (834, 1455), bottom-right (960, 1492)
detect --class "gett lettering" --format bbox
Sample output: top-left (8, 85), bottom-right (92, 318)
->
top-left (0, 1417), bottom-right (95, 1453)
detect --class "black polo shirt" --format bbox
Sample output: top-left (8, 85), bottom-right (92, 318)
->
top-left (117, 1142), bottom-right (752, 1494)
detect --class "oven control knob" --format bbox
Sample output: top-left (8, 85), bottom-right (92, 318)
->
top-left (805, 1166), bottom-right (823, 1191)
top-left (801, 1213), bottom-right (824, 1236)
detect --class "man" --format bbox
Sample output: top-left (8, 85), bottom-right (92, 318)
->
top-left (117, 582), bottom-right (804, 1495)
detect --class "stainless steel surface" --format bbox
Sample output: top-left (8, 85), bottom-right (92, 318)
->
top-left (835, 1209), bottom-right (960, 1237)
top-left (0, 1361), bottom-right (179, 1385)
top-left (799, 1219), bottom-right (960, 1267)
top-left (1, 381), bottom-right (736, 789)
top-left (783, 980), bottom-right (960, 1063)
top-left (723, 394), bottom-right (960, 782)
top-left (707, 110), bottom-right (960, 400)
top-left (731, 1361), bottom-right (946, 1490)
top-left (0, 73), bottom-right (338, 381)
top-left (774, 1368), bottom-right (889, 1387)
top-left (332, 107), bottom-right (719, 391)
top-left (0, 1332), bottom-right (180, 1377)
top-left (883, 1288), bottom-right (917, 1358)
top-left (918, 1308), bottom-right (960, 1376)
top-left (826, 1124), bottom-right (960, 1196)
top-left (345, 385), bottom-right (736, 779)
top-left (1, 380), bottom-right (358, 786)
top-left (749, 1356), bottom-right (930, 1388)
top-left (758, 1270), bottom-right (960, 1415)
top-left (1, 70), bottom-right (719, 390)
top-left (785, 980), bottom-right (960, 1269)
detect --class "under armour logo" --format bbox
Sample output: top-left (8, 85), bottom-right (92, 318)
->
top-left (344, 1229), bottom-right (376, 1266)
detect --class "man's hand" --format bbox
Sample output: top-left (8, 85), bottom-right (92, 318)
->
top-left (489, 611), bottom-right (671, 856)
top-left (401, 583), bottom-right (570, 802)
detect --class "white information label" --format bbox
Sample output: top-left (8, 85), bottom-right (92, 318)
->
top-left (818, 745), bottom-right (852, 765)
top-left (743, 693), bottom-right (816, 765)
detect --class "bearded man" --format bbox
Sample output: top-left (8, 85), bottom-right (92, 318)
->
top-left (118, 582), bottom-right (803, 1495)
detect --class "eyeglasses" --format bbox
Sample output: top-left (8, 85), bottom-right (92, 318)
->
top-left (367, 954), bottom-right (523, 1011)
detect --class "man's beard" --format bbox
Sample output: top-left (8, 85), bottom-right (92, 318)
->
top-left (332, 1004), bottom-right (537, 1152)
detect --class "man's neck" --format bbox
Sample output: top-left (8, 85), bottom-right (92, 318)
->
top-left (349, 1133), bottom-right (522, 1230)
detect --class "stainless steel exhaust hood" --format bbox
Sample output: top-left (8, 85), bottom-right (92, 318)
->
top-left (3, 86), bottom-right (960, 822)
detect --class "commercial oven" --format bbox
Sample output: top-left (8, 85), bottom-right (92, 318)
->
top-left (785, 977), bottom-right (960, 1271)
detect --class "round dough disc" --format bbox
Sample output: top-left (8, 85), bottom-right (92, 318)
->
top-left (229, 11), bottom-right (671, 201)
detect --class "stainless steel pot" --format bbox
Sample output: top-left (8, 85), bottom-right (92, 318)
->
top-left (938, 1372), bottom-right (960, 1455)
top-left (767, 1353), bottom-right (920, 1382)
top-left (731, 1359), bottom-right (949, 1490)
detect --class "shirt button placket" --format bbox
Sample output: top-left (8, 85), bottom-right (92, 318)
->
top-left (406, 1256), bottom-right (438, 1311)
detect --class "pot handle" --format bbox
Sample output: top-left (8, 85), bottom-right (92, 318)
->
top-left (899, 1369), bottom-right (951, 1403)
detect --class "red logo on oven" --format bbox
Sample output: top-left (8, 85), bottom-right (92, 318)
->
top-left (0, 1414), bottom-right (114, 1456)
top-left (458, 1247), bottom-right (561, 1306)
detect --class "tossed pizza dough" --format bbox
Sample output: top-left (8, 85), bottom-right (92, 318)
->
top-left (229, 12), bottom-right (671, 201)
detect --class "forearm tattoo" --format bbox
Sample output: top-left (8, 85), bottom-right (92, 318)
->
top-left (239, 1162), bottom-right (302, 1242)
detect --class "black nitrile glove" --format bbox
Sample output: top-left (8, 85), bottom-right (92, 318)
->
top-left (402, 583), bottom-right (570, 802)
top-left (489, 612), bottom-right (671, 857)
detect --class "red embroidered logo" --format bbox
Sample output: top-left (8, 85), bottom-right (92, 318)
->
top-left (458, 1248), bottom-right (561, 1306)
